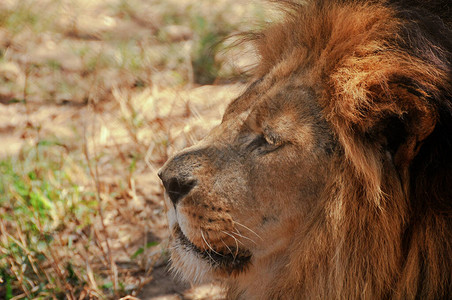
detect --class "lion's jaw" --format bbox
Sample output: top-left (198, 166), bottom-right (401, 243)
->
top-left (167, 203), bottom-right (298, 285)
top-left (159, 84), bottom-right (334, 287)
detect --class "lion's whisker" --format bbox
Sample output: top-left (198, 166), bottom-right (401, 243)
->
top-left (230, 229), bottom-right (257, 245)
top-left (221, 230), bottom-right (245, 246)
top-left (201, 230), bottom-right (224, 256)
top-left (221, 238), bottom-right (236, 260)
top-left (221, 230), bottom-right (240, 258)
top-left (233, 220), bottom-right (264, 241)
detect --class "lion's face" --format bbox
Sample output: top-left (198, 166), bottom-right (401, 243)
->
top-left (159, 79), bottom-right (335, 281)
top-left (158, 0), bottom-right (452, 297)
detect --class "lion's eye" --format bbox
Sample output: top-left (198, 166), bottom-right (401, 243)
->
top-left (247, 133), bottom-right (284, 154)
top-left (263, 130), bottom-right (284, 147)
top-left (247, 135), bottom-right (267, 149)
top-left (263, 134), bottom-right (278, 146)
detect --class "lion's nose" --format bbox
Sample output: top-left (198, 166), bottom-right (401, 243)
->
top-left (161, 176), bottom-right (197, 207)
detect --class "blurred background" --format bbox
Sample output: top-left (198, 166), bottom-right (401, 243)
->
top-left (0, 0), bottom-right (267, 298)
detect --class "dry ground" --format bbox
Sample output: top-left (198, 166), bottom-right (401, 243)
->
top-left (0, 0), bottom-right (264, 298)
top-left (0, 83), bottom-right (242, 299)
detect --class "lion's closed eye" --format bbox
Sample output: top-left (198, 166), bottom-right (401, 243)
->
top-left (262, 129), bottom-right (284, 147)
top-left (247, 133), bottom-right (285, 154)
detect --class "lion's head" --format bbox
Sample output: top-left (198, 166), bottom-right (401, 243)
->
top-left (158, 0), bottom-right (452, 299)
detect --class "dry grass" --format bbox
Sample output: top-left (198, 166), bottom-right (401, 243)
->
top-left (0, 0), bottom-right (263, 298)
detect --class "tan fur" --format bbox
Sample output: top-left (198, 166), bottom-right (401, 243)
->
top-left (159, 1), bottom-right (452, 299)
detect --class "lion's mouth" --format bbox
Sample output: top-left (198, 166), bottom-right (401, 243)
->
top-left (173, 225), bottom-right (251, 274)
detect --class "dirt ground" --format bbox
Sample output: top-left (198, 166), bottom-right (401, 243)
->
top-left (0, 84), bottom-right (243, 299)
top-left (138, 265), bottom-right (225, 300)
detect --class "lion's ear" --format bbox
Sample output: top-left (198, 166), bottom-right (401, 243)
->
top-left (380, 83), bottom-right (437, 170)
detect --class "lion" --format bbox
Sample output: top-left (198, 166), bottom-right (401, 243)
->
top-left (158, 0), bottom-right (452, 299)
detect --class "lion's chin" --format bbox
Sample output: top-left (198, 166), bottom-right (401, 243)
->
top-left (171, 225), bottom-right (252, 279)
